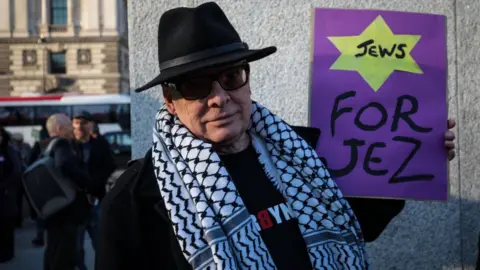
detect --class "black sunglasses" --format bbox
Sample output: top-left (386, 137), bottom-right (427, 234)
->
top-left (164, 63), bottom-right (250, 100)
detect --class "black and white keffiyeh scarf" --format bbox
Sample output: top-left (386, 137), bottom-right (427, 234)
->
top-left (152, 101), bottom-right (369, 269)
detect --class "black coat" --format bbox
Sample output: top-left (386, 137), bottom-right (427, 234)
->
top-left (45, 137), bottom-right (96, 225)
top-left (96, 126), bottom-right (405, 270)
top-left (73, 137), bottom-right (117, 201)
top-left (0, 145), bottom-right (22, 218)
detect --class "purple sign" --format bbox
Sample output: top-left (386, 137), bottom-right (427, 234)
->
top-left (310, 8), bottom-right (448, 200)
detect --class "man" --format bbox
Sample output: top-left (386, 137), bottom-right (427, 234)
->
top-left (72, 111), bottom-right (116, 201)
top-left (97, 3), bottom-right (456, 270)
top-left (11, 133), bottom-right (31, 168)
top-left (72, 111), bottom-right (116, 270)
top-left (28, 131), bottom-right (55, 247)
top-left (9, 133), bottom-right (31, 228)
top-left (90, 121), bottom-right (111, 155)
top-left (0, 126), bottom-right (22, 263)
top-left (42, 114), bottom-right (93, 270)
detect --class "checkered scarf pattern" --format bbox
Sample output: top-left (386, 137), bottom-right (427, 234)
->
top-left (152, 101), bottom-right (369, 269)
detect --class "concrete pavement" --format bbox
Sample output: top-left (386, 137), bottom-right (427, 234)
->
top-left (0, 219), bottom-right (95, 270)
top-left (0, 169), bottom-right (126, 270)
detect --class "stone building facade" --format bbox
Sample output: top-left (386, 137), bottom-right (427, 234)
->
top-left (0, 0), bottom-right (129, 96)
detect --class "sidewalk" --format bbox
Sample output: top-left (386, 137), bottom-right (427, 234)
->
top-left (0, 219), bottom-right (95, 270)
top-left (0, 170), bottom-right (125, 270)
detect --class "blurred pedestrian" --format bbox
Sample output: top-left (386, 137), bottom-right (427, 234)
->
top-left (10, 133), bottom-right (31, 228)
top-left (42, 114), bottom-right (94, 270)
top-left (0, 126), bottom-right (22, 263)
top-left (72, 111), bottom-right (116, 270)
top-left (90, 121), bottom-right (110, 149)
top-left (11, 133), bottom-right (31, 168)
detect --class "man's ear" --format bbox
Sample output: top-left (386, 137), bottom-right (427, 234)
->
top-left (55, 125), bottom-right (61, 136)
top-left (162, 86), bottom-right (176, 115)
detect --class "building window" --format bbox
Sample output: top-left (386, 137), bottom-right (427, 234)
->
top-left (22, 50), bottom-right (37, 66)
top-left (49, 52), bottom-right (66, 74)
top-left (51, 0), bottom-right (67, 25)
top-left (77, 49), bottom-right (92, 65)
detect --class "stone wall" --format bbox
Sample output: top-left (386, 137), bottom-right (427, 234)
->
top-left (0, 39), bottom-right (127, 95)
top-left (0, 43), bottom-right (12, 95)
top-left (128, 1), bottom-right (480, 269)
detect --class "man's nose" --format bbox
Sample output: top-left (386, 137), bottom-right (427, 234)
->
top-left (208, 81), bottom-right (230, 107)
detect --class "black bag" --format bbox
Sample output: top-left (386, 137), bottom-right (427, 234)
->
top-left (22, 138), bottom-right (78, 220)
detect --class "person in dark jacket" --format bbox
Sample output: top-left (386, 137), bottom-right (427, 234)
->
top-left (10, 133), bottom-right (32, 228)
top-left (97, 3), bottom-right (457, 270)
top-left (42, 113), bottom-right (94, 270)
top-left (72, 111), bottom-right (116, 270)
top-left (0, 126), bottom-right (22, 263)
top-left (72, 111), bottom-right (116, 202)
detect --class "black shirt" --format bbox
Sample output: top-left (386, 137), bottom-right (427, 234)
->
top-left (220, 143), bottom-right (313, 270)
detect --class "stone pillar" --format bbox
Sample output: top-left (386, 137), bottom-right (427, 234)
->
top-left (67, 0), bottom-right (74, 34)
top-left (13, 0), bottom-right (29, 37)
top-left (457, 0), bottom-right (480, 266)
top-left (0, 0), bottom-right (11, 37)
top-left (39, 0), bottom-right (49, 35)
top-left (80, 0), bottom-right (100, 36)
top-left (102, 0), bottom-right (118, 36)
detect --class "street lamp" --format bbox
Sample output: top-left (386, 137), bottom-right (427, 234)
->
top-left (37, 35), bottom-right (47, 94)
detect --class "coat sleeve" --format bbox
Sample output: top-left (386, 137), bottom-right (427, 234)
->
top-left (134, 150), bottom-right (189, 270)
top-left (347, 197), bottom-right (405, 242)
top-left (96, 151), bottom-right (189, 270)
top-left (27, 142), bottom-right (41, 166)
top-left (95, 163), bottom-right (143, 270)
top-left (53, 139), bottom-right (93, 191)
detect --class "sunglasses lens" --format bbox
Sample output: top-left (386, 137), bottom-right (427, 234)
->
top-left (218, 66), bottom-right (248, 90)
top-left (179, 78), bottom-right (212, 100)
top-left (177, 64), bottom-right (249, 100)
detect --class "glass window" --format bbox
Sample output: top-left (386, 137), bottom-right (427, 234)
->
top-left (33, 106), bottom-right (70, 125)
top-left (51, 0), bottom-right (67, 25)
top-left (117, 104), bottom-right (131, 130)
top-left (0, 107), bottom-right (35, 126)
top-left (119, 133), bottom-right (132, 146)
top-left (103, 132), bottom-right (131, 148)
top-left (105, 134), bottom-right (116, 145)
top-left (50, 52), bottom-right (66, 74)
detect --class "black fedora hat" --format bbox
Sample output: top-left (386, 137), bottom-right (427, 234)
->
top-left (134, 2), bottom-right (277, 93)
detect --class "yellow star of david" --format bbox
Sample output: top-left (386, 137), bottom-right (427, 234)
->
top-left (327, 15), bottom-right (423, 91)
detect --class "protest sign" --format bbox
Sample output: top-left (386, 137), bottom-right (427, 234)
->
top-left (310, 8), bottom-right (448, 200)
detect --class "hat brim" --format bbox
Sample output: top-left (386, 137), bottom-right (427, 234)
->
top-left (134, 46), bottom-right (277, 93)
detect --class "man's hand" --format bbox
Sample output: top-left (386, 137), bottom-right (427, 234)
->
top-left (445, 119), bottom-right (456, 161)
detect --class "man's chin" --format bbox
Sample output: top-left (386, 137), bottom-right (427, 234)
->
top-left (208, 128), bottom-right (246, 145)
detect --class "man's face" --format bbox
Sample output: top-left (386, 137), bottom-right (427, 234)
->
top-left (55, 117), bottom-right (74, 140)
top-left (73, 118), bottom-right (92, 141)
top-left (164, 62), bottom-right (252, 145)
